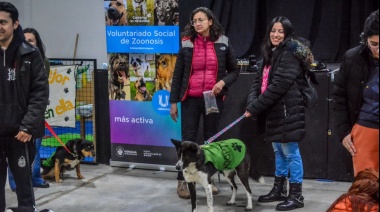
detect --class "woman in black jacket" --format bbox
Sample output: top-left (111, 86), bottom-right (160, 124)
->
top-left (245, 16), bottom-right (314, 211)
top-left (332, 10), bottom-right (379, 177)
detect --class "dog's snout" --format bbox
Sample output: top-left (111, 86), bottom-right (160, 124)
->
top-left (119, 62), bottom-right (127, 69)
top-left (175, 160), bottom-right (183, 171)
top-left (107, 7), bottom-right (120, 19)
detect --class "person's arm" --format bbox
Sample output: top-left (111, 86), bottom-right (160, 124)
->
top-left (332, 55), bottom-right (352, 142)
top-left (169, 46), bottom-right (185, 122)
top-left (169, 47), bottom-right (185, 104)
top-left (246, 51), bottom-right (300, 115)
top-left (221, 39), bottom-right (239, 88)
top-left (18, 50), bottom-right (49, 141)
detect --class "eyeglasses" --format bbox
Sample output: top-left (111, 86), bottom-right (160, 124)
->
top-left (367, 41), bottom-right (379, 51)
top-left (190, 18), bottom-right (207, 26)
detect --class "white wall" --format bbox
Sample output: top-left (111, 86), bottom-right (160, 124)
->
top-left (9, 0), bottom-right (108, 69)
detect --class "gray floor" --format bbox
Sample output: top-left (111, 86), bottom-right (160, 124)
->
top-left (5, 164), bottom-right (351, 212)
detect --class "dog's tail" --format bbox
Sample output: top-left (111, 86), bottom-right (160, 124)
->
top-left (249, 164), bottom-right (265, 184)
top-left (250, 169), bottom-right (265, 184)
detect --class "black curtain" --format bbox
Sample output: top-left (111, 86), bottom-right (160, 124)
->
top-left (179, 0), bottom-right (378, 62)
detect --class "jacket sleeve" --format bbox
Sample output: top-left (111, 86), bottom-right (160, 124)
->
top-left (246, 70), bottom-right (261, 110)
top-left (170, 47), bottom-right (185, 103)
top-left (20, 50), bottom-right (49, 135)
top-left (246, 51), bottom-right (300, 115)
top-left (222, 40), bottom-right (239, 87)
top-left (332, 55), bottom-right (351, 142)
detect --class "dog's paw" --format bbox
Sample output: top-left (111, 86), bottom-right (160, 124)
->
top-left (226, 202), bottom-right (235, 206)
top-left (56, 179), bottom-right (63, 183)
top-left (77, 174), bottom-right (85, 179)
top-left (244, 207), bottom-right (253, 211)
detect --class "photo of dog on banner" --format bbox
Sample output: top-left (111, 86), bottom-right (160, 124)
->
top-left (154, 0), bottom-right (179, 26)
top-left (129, 54), bottom-right (156, 101)
top-left (105, 0), bottom-right (127, 26)
top-left (108, 53), bottom-right (131, 100)
top-left (127, 0), bottom-right (154, 25)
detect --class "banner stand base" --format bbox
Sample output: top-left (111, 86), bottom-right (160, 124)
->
top-left (109, 160), bottom-right (177, 172)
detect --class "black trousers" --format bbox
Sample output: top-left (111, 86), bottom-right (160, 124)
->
top-left (0, 137), bottom-right (35, 212)
top-left (177, 96), bottom-right (224, 180)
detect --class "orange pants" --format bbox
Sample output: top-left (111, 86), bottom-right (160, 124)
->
top-left (351, 124), bottom-right (379, 176)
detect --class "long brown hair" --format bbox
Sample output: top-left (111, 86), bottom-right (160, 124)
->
top-left (327, 168), bottom-right (379, 212)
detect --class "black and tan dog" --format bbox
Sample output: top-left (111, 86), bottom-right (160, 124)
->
top-left (41, 139), bottom-right (95, 183)
top-left (134, 77), bottom-right (152, 101)
top-left (172, 139), bottom-right (264, 211)
top-left (106, 0), bottom-right (127, 26)
top-left (109, 53), bottom-right (130, 100)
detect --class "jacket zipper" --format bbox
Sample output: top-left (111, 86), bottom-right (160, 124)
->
top-left (282, 99), bottom-right (289, 118)
top-left (2, 48), bottom-right (5, 67)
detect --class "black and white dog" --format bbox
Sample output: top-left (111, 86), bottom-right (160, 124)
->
top-left (130, 57), bottom-right (150, 78)
top-left (172, 139), bottom-right (264, 212)
top-left (132, 0), bottom-right (147, 17)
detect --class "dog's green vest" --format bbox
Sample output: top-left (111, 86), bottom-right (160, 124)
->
top-left (201, 139), bottom-right (246, 171)
top-left (42, 152), bottom-right (55, 167)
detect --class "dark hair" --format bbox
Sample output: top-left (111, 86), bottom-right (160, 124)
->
top-left (327, 168), bottom-right (379, 212)
top-left (261, 16), bottom-right (294, 65)
top-left (360, 10), bottom-right (379, 44)
top-left (181, 7), bottom-right (224, 42)
top-left (0, 1), bottom-right (19, 23)
top-left (23, 28), bottom-right (46, 59)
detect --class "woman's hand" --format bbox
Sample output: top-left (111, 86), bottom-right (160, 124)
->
top-left (170, 103), bottom-right (178, 122)
top-left (342, 133), bottom-right (356, 156)
top-left (212, 80), bottom-right (225, 95)
top-left (244, 111), bottom-right (252, 118)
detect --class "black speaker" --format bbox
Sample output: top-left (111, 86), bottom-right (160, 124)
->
top-left (94, 69), bottom-right (111, 165)
top-left (298, 71), bottom-right (330, 179)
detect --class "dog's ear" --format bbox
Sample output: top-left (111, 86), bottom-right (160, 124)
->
top-left (190, 143), bottom-right (200, 155)
top-left (136, 58), bottom-right (142, 63)
top-left (109, 55), bottom-right (115, 66)
top-left (171, 139), bottom-right (181, 150)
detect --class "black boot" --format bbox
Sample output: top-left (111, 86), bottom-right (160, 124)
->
top-left (258, 176), bottom-right (287, 202)
top-left (276, 182), bottom-right (304, 211)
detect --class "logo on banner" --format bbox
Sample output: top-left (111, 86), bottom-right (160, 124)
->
top-left (152, 90), bottom-right (170, 115)
top-left (116, 146), bottom-right (125, 157)
top-left (115, 146), bottom-right (138, 157)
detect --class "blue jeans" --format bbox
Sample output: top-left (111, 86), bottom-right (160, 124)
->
top-left (8, 138), bottom-right (45, 189)
top-left (272, 142), bottom-right (303, 183)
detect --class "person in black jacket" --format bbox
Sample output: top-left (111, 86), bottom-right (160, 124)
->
top-left (8, 27), bottom-right (50, 191)
top-left (245, 16), bottom-right (314, 211)
top-left (0, 2), bottom-right (49, 212)
top-left (332, 10), bottom-right (379, 177)
top-left (169, 7), bottom-right (239, 199)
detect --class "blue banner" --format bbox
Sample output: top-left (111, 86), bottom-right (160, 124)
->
top-left (106, 26), bottom-right (179, 54)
